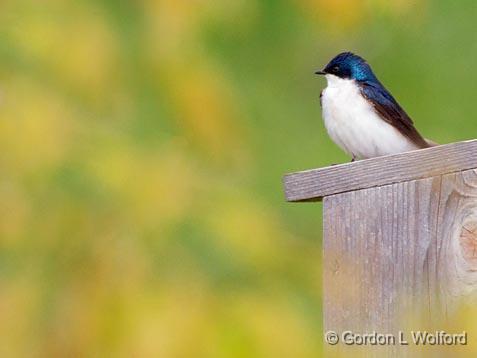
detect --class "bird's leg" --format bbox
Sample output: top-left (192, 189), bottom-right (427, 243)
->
top-left (350, 155), bottom-right (356, 162)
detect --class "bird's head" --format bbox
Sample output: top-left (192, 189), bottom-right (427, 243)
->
top-left (316, 52), bottom-right (377, 82)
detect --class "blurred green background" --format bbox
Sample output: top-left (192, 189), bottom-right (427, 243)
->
top-left (0, 0), bottom-right (476, 356)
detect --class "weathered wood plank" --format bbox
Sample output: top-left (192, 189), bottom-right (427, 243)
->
top-left (284, 139), bottom-right (477, 202)
top-left (435, 169), bottom-right (477, 310)
top-left (322, 169), bottom-right (477, 356)
top-left (323, 176), bottom-right (441, 357)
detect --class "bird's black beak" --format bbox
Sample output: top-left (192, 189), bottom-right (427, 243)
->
top-left (315, 70), bottom-right (326, 75)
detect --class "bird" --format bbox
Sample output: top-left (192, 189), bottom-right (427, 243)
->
top-left (316, 52), bottom-right (435, 161)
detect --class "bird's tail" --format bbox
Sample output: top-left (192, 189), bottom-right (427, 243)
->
top-left (425, 138), bottom-right (439, 147)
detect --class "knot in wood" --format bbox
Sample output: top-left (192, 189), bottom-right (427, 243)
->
top-left (459, 221), bottom-right (477, 269)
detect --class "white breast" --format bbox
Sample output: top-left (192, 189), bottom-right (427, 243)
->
top-left (321, 75), bottom-right (418, 159)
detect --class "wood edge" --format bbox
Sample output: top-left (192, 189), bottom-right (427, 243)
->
top-left (285, 139), bottom-right (477, 178)
top-left (283, 139), bottom-right (477, 202)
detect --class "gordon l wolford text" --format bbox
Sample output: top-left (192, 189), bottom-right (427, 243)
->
top-left (340, 330), bottom-right (467, 345)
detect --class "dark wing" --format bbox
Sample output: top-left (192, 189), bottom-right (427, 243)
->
top-left (359, 81), bottom-right (430, 149)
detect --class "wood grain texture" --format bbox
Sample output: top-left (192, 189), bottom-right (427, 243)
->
top-left (323, 169), bottom-right (477, 356)
top-left (284, 139), bottom-right (477, 202)
top-left (435, 169), bottom-right (477, 309)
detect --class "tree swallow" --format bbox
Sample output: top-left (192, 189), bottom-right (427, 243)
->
top-left (316, 52), bottom-right (435, 160)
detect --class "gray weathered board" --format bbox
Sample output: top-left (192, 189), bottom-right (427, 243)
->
top-left (283, 140), bottom-right (477, 356)
top-left (284, 139), bottom-right (477, 202)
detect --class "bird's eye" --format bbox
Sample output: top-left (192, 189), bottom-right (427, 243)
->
top-left (332, 66), bottom-right (339, 73)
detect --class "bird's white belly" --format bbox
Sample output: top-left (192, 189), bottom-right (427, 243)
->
top-left (321, 76), bottom-right (417, 159)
